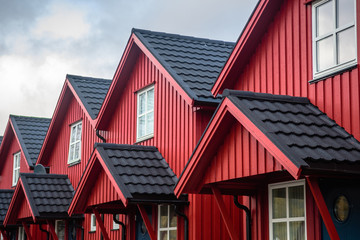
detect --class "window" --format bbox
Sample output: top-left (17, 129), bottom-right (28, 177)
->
top-left (18, 226), bottom-right (25, 240)
top-left (137, 85), bottom-right (154, 141)
top-left (269, 180), bottom-right (306, 240)
top-left (12, 152), bottom-right (20, 186)
top-left (158, 205), bottom-right (177, 240)
top-left (68, 121), bottom-right (82, 164)
top-left (90, 214), bottom-right (96, 232)
top-left (55, 220), bottom-right (65, 240)
top-left (312, 0), bottom-right (357, 79)
top-left (0, 233), bottom-right (3, 240)
top-left (113, 214), bottom-right (120, 230)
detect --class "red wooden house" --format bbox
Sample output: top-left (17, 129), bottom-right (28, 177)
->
top-left (0, 115), bottom-right (51, 239)
top-left (176, 0), bottom-right (360, 240)
top-left (3, 75), bottom-right (112, 240)
top-left (67, 28), bottom-right (237, 240)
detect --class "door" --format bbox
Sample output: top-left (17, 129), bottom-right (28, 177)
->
top-left (320, 179), bottom-right (360, 240)
top-left (136, 206), bottom-right (152, 240)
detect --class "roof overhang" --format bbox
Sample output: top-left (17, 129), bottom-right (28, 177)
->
top-left (211, 0), bottom-right (284, 96)
top-left (175, 97), bottom-right (302, 197)
top-left (96, 32), bottom-right (195, 130)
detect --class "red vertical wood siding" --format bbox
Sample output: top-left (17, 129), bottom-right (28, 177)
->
top-left (0, 132), bottom-right (31, 189)
top-left (234, 0), bottom-right (360, 140)
top-left (203, 123), bottom-right (283, 185)
top-left (46, 96), bottom-right (98, 188)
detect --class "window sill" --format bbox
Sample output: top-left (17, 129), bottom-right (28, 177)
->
top-left (135, 134), bottom-right (154, 144)
top-left (309, 62), bottom-right (358, 84)
top-left (68, 160), bottom-right (81, 167)
top-left (89, 231), bottom-right (96, 233)
top-left (111, 228), bottom-right (119, 231)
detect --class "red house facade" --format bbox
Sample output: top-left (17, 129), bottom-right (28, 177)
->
top-left (176, 0), bottom-right (360, 240)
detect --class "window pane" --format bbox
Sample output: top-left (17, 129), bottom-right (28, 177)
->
top-left (169, 205), bottom-right (177, 228)
top-left (273, 222), bottom-right (287, 240)
top-left (71, 126), bottom-right (76, 143)
top-left (289, 185), bottom-right (304, 218)
top-left (76, 123), bottom-right (82, 141)
top-left (290, 221), bottom-right (305, 240)
top-left (138, 116), bottom-right (146, 137)
top-left (160, 205), bottom-right (168, 228)
top-left (170, 230), bottom-right (177, 240)
top-left (160, 231), bottom-right (168, 240)
top-left (139, 93), bottom-right (146, 114)
top-left (337, 27), bottom-right (356, 64)
top-left (56, 221), bottom-right (66, 240)
top-left (337, 0), bottom-right (354, 27)
top-left (146, 112), bottom-right (154, 135)
top-left (69, 145), bottom-right (74, 161)
top-left (316, 0), bottom-right (334, 36)
top-left (272, 188), bottom-right (286, 219)
top-left (147, 88), bottom-right (154, 112)
top-left (317, 36), bottom-right (334, 71)
top-left (74, 142), bottom-right (80, 160)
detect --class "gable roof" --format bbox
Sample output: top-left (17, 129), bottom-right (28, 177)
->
top-left (133, 29), bottom-right (235, 104)
top-left (67, 74), bottom-right (112, 119)
top-left (69, 143), bottom-right (179, 215)
top-left (36, 74), bottom-right (111, 165)
top-left (175, 90), bottom-right (360, 196)
top-left (4, 173), bottom-right (74, 225)
top-left (0, 190), bottom-right (14, 225)
top-left (10, 115), bottom-right (51, 168)
top-left (212, 0), bottom-right (284, 96)
top-left (97, 29), bottom-right (235, 128)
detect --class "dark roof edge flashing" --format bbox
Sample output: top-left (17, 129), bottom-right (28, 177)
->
top-left (94, 142), bottom-right (158, 152)
top-left (223, 89), bottom-right (310, 104)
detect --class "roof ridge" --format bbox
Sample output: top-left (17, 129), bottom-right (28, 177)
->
top-left (20, 173), bottom-right (69, 178)
top-left (66, 74), bottom-right (111, 82)
top-left (10, 115), bottom-right (51, 121)
top-left (224, 89), bottom-right (310, 104)
top-left (132, 28), bottom-right (235, 46)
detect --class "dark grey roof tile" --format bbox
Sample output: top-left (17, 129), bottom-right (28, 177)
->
top-left (0, 190), bottom-right (14, 223)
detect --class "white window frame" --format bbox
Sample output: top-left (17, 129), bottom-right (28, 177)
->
top-left (136, 85), bottom-right (154, 142)
top-left (312, 0), bottom-right (357, 80)
top-left (158, 205), bottom-right (177, 240)
top-left (90, 214), bottom-right (96, 232)
top-left (67, 121), bottom-right (82, 165)
top-left (18, 226), bottom-right (25, 240)
top-left (55, 220), bottom-right (66, 240)
top-left (12, 152), bottom-right (20, 186)
top-left (269, 179), bottom-right (307, 240)
top-left (113, 214), bottom-right (120, 230)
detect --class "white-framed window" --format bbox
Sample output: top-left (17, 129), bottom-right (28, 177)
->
top-left (269, 180), bottom-right (306, 240)
top-left (158, 205), bottom-right (177, 240)
top-left (113, 214), bottom-right (120, 230)
top-left (18, 226), bottom-right (25, 240)
top-left (312, 0), bottom-right (357, 80)
top-left (12, 152), bottom-right (20, 186)
top-left (137, 85), bottom-right (154, 141)
top-left (0, 232), bottom-right (3, 240)
top-left (55, 220), bottom-right (66, 240)
top-left (90, 214), bottom-right (96, 232)
top-left (68, 121), bottom-right (82, 165)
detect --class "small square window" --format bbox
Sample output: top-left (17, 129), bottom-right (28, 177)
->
top-left (90, 214), bottom-right (96, 232)
top-left (312, 0), bottom-right (357, 80)
top-left (55, 220), bottom-right (66, 240)
top-left (137, 85), bottom-right (154, 141)
top-left (12, 152), bottom-right (20, 186)
top-left (269, 180), bottom-right (306, 240)
top-left (68, 121), bottom-right (82, 165)
top-left (158, 205), bottom-right (177, 240)
top-left (113, 214), bottom-right (120, 230)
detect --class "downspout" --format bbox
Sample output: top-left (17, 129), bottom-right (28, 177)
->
top-left (113, 214), bottom-right (126, 240)
top-left (74, 224), bottom-right (84, 240)
top-left (174, 205), bottom-right (188, 240)
top-left (96, 129), bottom-right (106, 143)
top-left (233, 196), bottom-right (251, 240)
top-left (39, 224), bottom-right (50, 240)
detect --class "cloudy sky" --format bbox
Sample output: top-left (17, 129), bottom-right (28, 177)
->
top-left (0, 0), bottom-right (257, 134)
